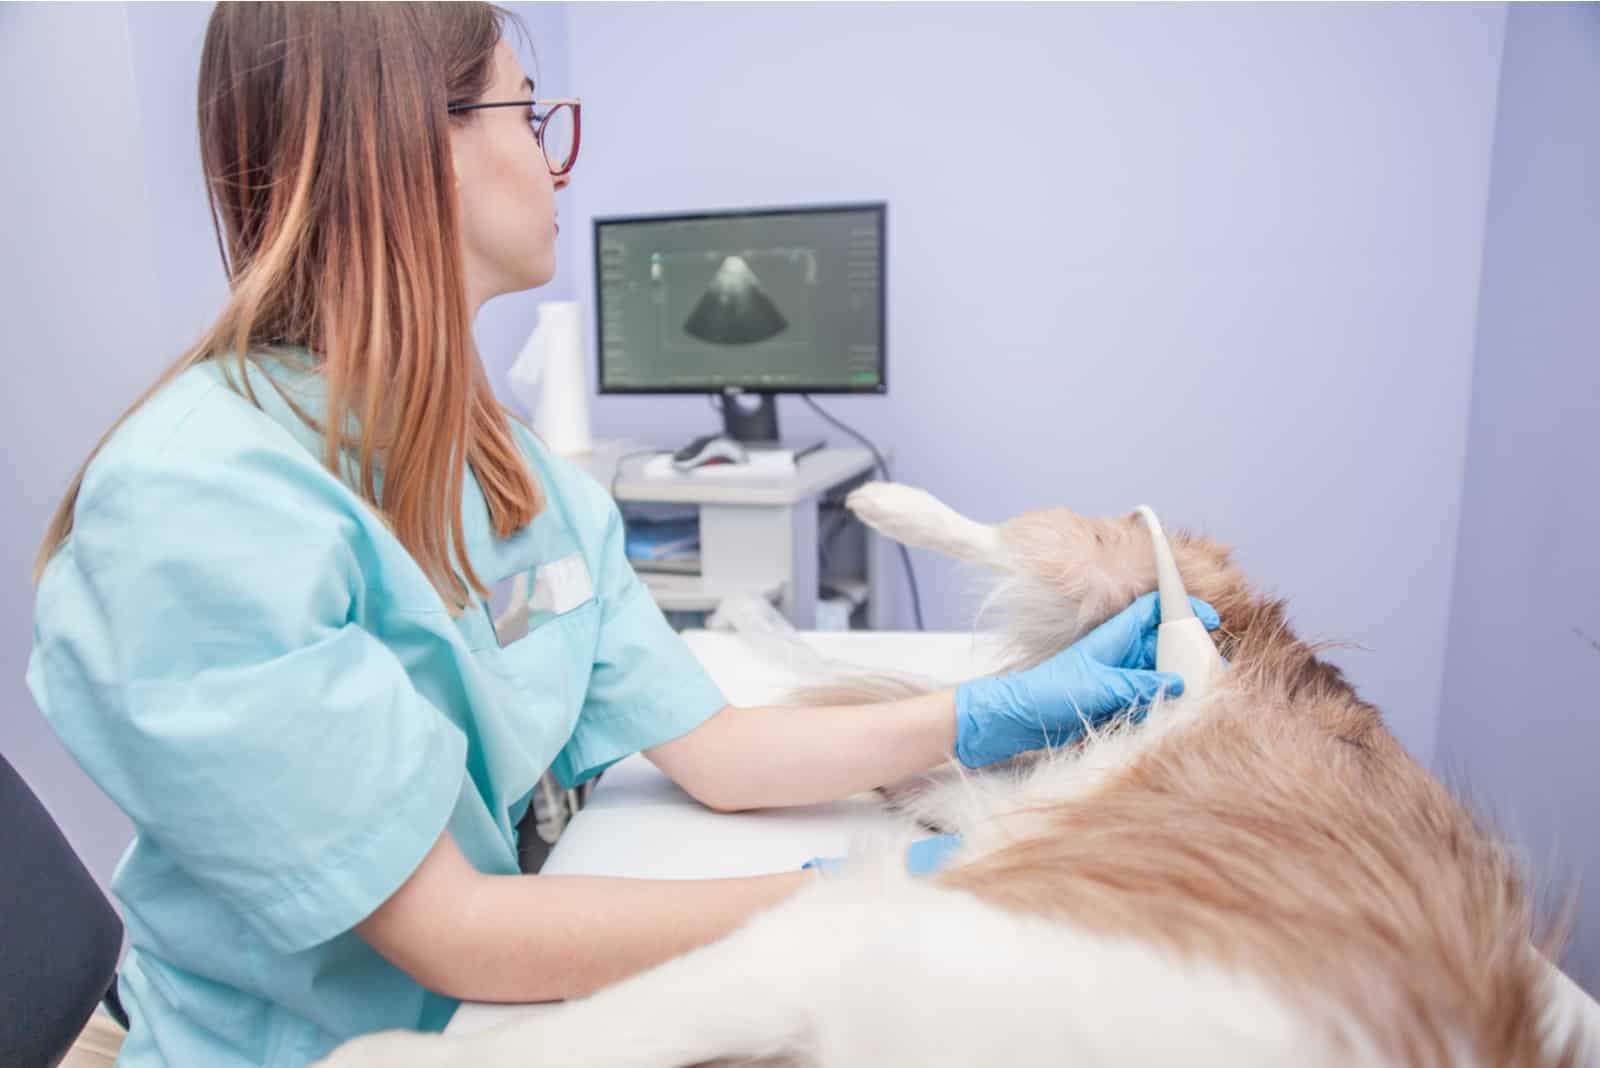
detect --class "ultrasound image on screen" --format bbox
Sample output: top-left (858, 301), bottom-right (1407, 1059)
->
top-left (596, 206), bottom-right (883, 392)
top-left (682, 255), bottom-right (790, 346)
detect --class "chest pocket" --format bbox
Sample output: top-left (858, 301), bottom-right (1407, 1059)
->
top-left (453, 544), bottom-right (603, 826)
top-left (488, 557), bottom-right (600, 706)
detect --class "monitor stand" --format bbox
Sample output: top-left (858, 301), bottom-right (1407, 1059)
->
top-left (717, 390), bottom-right (823, 459)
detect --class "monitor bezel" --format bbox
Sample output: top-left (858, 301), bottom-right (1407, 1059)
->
top-left (591, 201), bottom-right (888, 396)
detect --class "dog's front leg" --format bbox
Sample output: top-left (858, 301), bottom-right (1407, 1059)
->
top-left (845, 481), bottom-right (1009, 570)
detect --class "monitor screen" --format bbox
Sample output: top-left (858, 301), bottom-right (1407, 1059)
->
top-left (594, 202), bottom-right (886, 394)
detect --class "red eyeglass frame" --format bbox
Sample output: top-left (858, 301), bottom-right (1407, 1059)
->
top-left (446, 97), bottom-right (582, 177)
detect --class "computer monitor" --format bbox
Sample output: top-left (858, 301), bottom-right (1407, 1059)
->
top-left (593, 202), bottom-right (886, 443)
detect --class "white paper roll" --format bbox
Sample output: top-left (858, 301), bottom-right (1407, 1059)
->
top-left (508, 300), bottom-right (592, 455)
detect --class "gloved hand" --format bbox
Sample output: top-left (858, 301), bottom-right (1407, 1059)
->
top-left (953, 592), bottom-right (1220, 769)
top-left (803, 833), bottom-right (962, 876)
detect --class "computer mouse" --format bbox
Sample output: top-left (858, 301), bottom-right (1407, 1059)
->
top-left (671, 433), bottom-right (749, 471)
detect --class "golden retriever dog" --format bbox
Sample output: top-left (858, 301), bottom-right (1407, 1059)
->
top-left (320, 482), bottom-right (1593, 1068)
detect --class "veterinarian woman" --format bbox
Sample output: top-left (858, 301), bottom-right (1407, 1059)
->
top-left (26, 6), bottom-right (1213, 1066)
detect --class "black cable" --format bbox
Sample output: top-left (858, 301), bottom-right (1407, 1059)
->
top-left (799, 394), bottom-right (925, 631)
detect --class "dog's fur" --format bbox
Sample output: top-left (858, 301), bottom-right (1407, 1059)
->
top-left (319, 483), bottom-right (1586, 1068)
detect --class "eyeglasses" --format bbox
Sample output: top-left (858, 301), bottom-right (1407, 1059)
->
top-left (446, 97), bottom-right (581, 177)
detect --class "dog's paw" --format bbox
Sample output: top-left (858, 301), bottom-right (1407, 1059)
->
top-left (845, 481), bottom-right (949, 538)
top-left (846, 481), bottom-right (1004, 565)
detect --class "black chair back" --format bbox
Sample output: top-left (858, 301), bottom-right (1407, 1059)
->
top-left (0, 753), bottom-right (124, 1067)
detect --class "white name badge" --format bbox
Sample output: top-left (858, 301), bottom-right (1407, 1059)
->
top-left (529, 553), bottom-right (595, 617)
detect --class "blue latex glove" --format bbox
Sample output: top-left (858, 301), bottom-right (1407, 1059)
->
top-left (952, 592), bottom-right (1221, 769)
top-left (803, 833), bottom-right (962, 876)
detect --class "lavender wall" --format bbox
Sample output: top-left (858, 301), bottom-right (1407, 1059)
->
top-left (562, 2), bottom-right (1508, 764)
top-left (1436, 3), bottom-right (1600, 991)
top-left (2, 1), bottom-right (162, 890)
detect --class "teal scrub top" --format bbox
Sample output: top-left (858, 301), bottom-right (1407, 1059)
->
top-left (26, 354), bottom-right (728, 1066)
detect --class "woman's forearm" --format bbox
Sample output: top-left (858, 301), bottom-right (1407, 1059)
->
top-left (444, 869), bottom-right (813, 1002)
top-left (649, 690), bottom-right (958, 812)
top-left (444, 694), bottom-right (960, 999)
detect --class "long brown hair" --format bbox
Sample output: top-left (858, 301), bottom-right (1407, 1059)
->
top-left (33, 1), bottom-right (541, 609)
